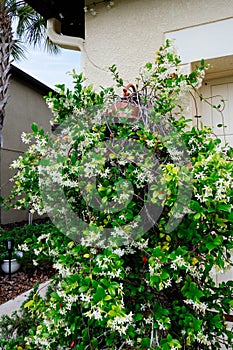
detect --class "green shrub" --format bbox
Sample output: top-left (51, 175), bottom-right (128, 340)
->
top-left (0, 222), bottom-right (56, 270)
top-left (1, 40), bottom-right (232, 349)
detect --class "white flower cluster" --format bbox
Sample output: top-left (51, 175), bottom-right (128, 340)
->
top-left (194, 151), bottom-right (233, 204)
top-left (139, 39), bottom-right (208, 108)
top-left (53, 261), bottom-right (73, 278)
top-left (18, 243), bottom-right (29, 252)
top-left (10, 156), bottom-right (23, 169)
top-left (25, 314), bottom-right (68, 350)
top-left (215, 175), bottom-right (232, 201)
top-left (149, 261), bottom-right (162, 277)
top-left (188, 136), bottom-right (206, 155)
top-left (96, 255), bottom-right (123, 279)
top-left (170, 255), bottom-right (203, 279)
top-left (107, 311), bottom-right (134, 336)
top-left (21, 131), bottom-right (31, 144)
top-left (194, 331), bottom-right (211, 346)
top-left (85, 305), bottom-right (103, 320)
top-left (184, 299), bottom-right (208, 314)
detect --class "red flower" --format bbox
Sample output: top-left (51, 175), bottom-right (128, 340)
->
top-left (142, 256), bottom-right (147, 263)
top-left (59, 302), bottom-right (63, 308)
top-left (70, 340), bottom-right (75, 348)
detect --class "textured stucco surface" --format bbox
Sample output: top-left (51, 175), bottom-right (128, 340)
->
top-left (83, 0), bottom-right (233, 89)
top-left (1, 76), bottom-right (52, 224)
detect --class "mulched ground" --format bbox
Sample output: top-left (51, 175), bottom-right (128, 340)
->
top-left (0, 264), bottom-right (55, 305)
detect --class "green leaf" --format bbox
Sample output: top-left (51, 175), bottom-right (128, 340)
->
top-left (102, 196), bottom-right (108, 204)
top-left (141, 337), bottom-right (150, 348)
top-left (190, 200), bottom-right (202, 212)
top-left (50, 292), bottom-right (60, 300)
top-left (205, 235), bottom-right (223, 251)
top-left (108, 287), bottom-right (116, 297)
top-left (24, 299), bottom-right (34, 308)
top-left (31, 122), bottom-right (38, 133)
top-left (93, 286), bottom-right (106, 302)
top-left (108, 310), bottom-right (116, 317)
top-left (145, 62), bottom-right (152, 70)
top-left (101, 279), bottom-right (110, 288)
top-left (228, 211), bottom-right (233, 222)
top-left (194, 212), bottom-right (201, 220)
top-left (39, 158), bottom-right (51, 166)
top-left (134, 313), bottom-right (143, 321)
top-left (24, 238), bottom-right (32, 243)
top-left (218, 204), bottom-right (231, 213)
top-left (182, 280), bottom-right (204, 299)
top-left (106, 188), bottom-right (112, 195)
top-left (160, 271), bottom-right (170, 280)
top-left (71, 154), bottom-right (77, 165)
top-left (70, 322), bottom-right (76, 333)
top-left (78, 286), bottom-right (89, 293)
top-left (205, 242), bottom-right (216, 251)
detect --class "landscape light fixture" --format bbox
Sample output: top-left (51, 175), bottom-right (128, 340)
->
top-left (5, 238), bottom-right (14, 280)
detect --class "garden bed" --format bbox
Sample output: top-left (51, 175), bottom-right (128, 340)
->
top-left (0, 218), bottom-right (55, 305)
top-left (0, 262), bottom-right (55, 305)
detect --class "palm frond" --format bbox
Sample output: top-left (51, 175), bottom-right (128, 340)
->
top-left (6, 0), bottom-right (60, 55)
top-left (11, 38), bottom-right (28, 61)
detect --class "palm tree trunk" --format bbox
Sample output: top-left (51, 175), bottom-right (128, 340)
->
top-left (0, 1), bottom-right (14, 225)
top-left (0, 1), bottom-right (14, 146)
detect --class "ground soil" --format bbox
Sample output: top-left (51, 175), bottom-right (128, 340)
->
top-left (0, 263), bottom-right (55, 305)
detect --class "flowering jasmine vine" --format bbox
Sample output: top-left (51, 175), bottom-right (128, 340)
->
top-left (1, 40), bottom-right (233, 350)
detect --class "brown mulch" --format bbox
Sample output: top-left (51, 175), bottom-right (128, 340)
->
top-left (0, 264), bottom-right (56, 305)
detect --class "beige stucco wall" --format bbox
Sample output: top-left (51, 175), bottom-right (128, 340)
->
top-left (1, 75), bottom-right (53, 225)
top-left (83, 0), bottom-right (233, 89)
